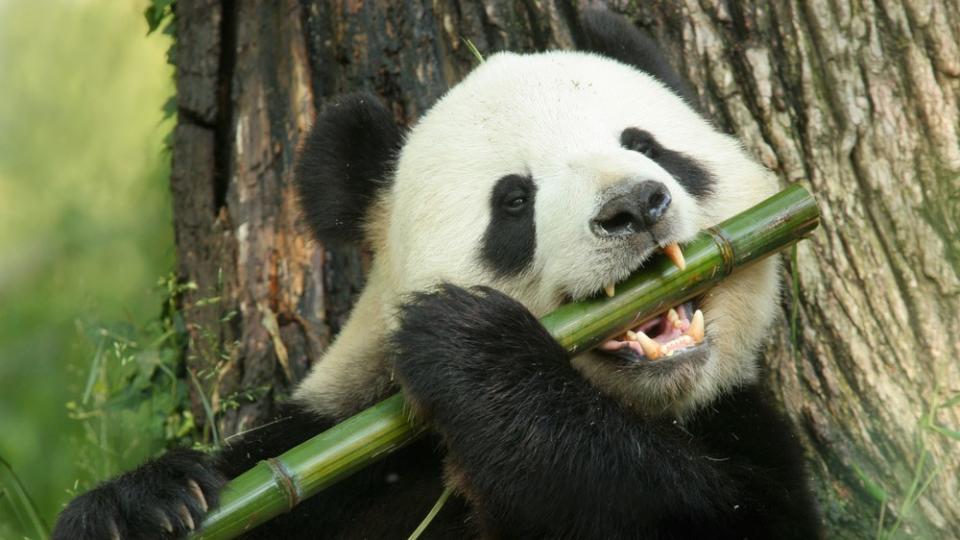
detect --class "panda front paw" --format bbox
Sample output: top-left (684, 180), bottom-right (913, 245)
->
top-left (391, 284), bottom-right (569, 415)
top-left (52, 448), bottom-right (226, 540)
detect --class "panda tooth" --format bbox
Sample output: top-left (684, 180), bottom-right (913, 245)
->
top-left (603, 283), bottom-right (616, 298)
top-left (686, 309), bottom-right (705, 343)
top-left (667, 308), bottom-right (680, 326)
top-left (636, 331), bottom-right (663, 360)
top-left (663, 243), bottom-right (686, 270)
top-left (625, 330), bottom-right (639, 341)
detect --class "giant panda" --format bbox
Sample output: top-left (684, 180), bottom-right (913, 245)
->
top-left (53, 9), bottom-right (820, 539)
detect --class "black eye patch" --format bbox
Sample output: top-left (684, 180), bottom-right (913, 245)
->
top-left (620, 127), bottom-right (714, 199)
top-left (481, 174), bottom-right (537, 276)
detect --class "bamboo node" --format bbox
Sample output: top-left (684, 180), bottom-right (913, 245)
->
top-left (705, 225), bottom-right (736, 277)
top-left (265, 458), bottom-right (301, 510)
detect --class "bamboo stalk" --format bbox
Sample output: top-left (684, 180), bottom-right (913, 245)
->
top-left (192, 184), bottom-right (819, 539)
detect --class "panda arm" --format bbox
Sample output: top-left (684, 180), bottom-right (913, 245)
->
top-left (391, 284), bottom-right (751, 537)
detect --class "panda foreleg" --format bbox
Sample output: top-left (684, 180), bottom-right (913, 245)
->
top-left (390, 284), bottom-right (743, 538)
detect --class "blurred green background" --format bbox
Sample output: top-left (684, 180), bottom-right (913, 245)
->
top-left (0, 0), bottom-right (176, 536)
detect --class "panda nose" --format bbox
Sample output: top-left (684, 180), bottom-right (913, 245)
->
top-left (591, 181), bottom-right (672, 237)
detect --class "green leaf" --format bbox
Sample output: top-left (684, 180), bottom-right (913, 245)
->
top-left (144, 0), bottom-right (174, 35)
top-left (162, 95), bottom-right (177, 121)
top-left (462, 37), bottom-right (484, 64)
top-left (852, 463), bottom-right (888, 503)
top-left (929, 423), bottom-right (960, 440)
top-left (144, 6), bottom-right (162, 34)
top-left (938, 393), bottom-right (960, 409)
top-left (0, 456), bottom-right (49, 539)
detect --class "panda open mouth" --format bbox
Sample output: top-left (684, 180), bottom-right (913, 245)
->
top-left (597, 300), bottom-right (706, 362)
top-left (592, 243), bottom-right (707, 363)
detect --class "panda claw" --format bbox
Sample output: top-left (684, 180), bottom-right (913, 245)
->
top-left (156, 510), bottom-right (174, 534)
top-left (188, 478), bottom-right (209, 512)
top-left (178, 503), bottom-right (196, 531)
top-left (108, 519), bottom-right (120, 540)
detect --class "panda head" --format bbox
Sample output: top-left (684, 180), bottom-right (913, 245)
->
top-left (296, 11), bottom-right (780, 417)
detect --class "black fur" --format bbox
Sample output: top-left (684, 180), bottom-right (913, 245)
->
top-left (295, 92), bottom-right (403, 244)
top-left (481, 174), bottom-right (537, 276)
top-left (621, 127), bottom-right (715, 199)
top-left (391, 285), bottom-right (819, 539)
top-left (578, 9), bottom-right (695, 103)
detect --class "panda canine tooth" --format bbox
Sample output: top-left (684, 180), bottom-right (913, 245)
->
top-left (603, 283), bottom-right (615, 298)
top-left (663, 243), bottom-right (686, 270)
top-left (686, 309), bottom-right (705, 343)
top-left (636, 331), bottom-right (663, 360)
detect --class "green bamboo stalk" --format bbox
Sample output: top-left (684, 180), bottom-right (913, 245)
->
top-left (192, 184), bottom-right (820, 539)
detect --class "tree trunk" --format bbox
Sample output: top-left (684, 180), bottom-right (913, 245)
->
top-left (170, 0), bottom-right (959, 537)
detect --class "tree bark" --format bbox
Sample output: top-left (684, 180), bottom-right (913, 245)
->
top-left (170, 0), bottom-right (959, 537)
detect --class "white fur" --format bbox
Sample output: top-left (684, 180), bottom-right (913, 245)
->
top-left (297, 51), bottom-right (780, 418)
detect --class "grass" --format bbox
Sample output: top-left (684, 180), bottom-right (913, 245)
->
top-left (870, 385), bottom-right (960, 540)
top-left (462, 37), bottom-right (485, 64)
top-left (0, 456), bottom-right (49, 539)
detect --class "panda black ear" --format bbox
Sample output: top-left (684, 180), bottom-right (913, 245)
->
top-left (577, 9), bottom-right (695, 103)
top-left (295, 92), bottom-right (403, 245)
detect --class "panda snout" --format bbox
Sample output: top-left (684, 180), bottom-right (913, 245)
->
top-left (590, 180), bottom-right (672, 237)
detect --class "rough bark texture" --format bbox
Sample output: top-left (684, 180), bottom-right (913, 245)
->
top-left (170, 0), bottom-right (959, 537)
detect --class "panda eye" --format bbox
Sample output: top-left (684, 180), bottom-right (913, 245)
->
top-left (503, 192), bottom-right (529, 213)
top-left (492, 174), bottom-right (536, 217)
top-left (621, 128), bottom-right (659, 159)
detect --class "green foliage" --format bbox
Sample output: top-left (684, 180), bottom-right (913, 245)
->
top-left (144, 0), bottom-right (175, 35)
top-left (65, 276), bottom-right (202, 487)
top-left (0, 0), bottom-right (177, 534)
